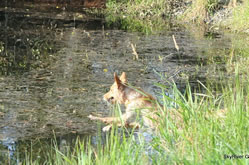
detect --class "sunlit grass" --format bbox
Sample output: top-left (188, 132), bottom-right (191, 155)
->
top-left (154, 71), bottom-right (249, 164)
top-left (22, 129), bottom-right (149, 165)
top-left (183, 0), bottom-right (249, 33)
top-left (105, 0), bottom-right (173, 33)
top-left (182, 0), bottom-right (221, 24)
top-left (104, 0), bottom-right (249, 33)
top-left (228, 0), bottom-right (249, 32)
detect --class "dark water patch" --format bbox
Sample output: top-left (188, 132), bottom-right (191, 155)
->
top-left (0, 8), bottom-right (105, 76)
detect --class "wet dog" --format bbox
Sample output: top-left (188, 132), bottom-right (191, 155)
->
top-left (88, 72), bottom-right (160, 132)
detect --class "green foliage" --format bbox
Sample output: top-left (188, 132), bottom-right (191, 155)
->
top-left (206, 0), bottom-right (219, 13)
top-left (228, 0), bottom-right (249, 32)
top-left (183, 0), bottom-right (219, 23)
top-left (104, 0), bottom-right (176, 33)
top-left (22, 130), bottom-right (148, 165)
top-left (225, 37), bottom-right (249, 76)
top-left (105, 0), bottom-right (249, 33)
top-left (154, 73), bottom-right (249, 164)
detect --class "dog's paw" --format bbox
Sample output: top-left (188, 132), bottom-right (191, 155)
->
top-left (88, 115), bottom-right (99, 121)
top-left (102, 125), bottom-right (112, 132)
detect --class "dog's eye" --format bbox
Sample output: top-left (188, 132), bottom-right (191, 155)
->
top-left (110, 97), bottom-right (114, 100)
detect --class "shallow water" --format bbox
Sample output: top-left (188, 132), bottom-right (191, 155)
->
top-left (0, 6), bottom-right (248, 164)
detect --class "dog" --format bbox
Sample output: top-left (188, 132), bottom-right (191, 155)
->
top-left (88, 72), bottom-right (160, 132)
top-left (88, 72), bottom-right (227, 132)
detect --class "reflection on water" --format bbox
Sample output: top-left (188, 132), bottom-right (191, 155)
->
top-left (0, 5), bottom-right (249, 164)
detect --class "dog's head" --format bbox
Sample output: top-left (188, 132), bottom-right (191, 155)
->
top-left (103, 72), bottom-right (127, 104)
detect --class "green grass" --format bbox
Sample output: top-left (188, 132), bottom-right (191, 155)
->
top-left (21, 70), bottom-right (249, 164)
top-left (180, 0), bottom-right (249, 33)
top-left (225, 37), bottom-right (249, 76)
top-left (104, 0), bottom-right (174, 33)
top-left (227, 0), bottom-right (249, 32)
top-left (154, 72), bottom-right (249, 164)
top-left (22, 129), bottom-right (149, 165)
top-left (104, 0), bottom-right (249, 33)
top-left (182, 0), bottom-right (219, 24)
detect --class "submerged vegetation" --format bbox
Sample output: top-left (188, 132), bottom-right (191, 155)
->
top-left (21, 70), bottom-right (248, 164)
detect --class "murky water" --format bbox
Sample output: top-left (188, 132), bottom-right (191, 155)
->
top-left (0, 5), bottom-right (248, 164)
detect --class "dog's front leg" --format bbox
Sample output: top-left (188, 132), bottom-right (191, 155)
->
top-left (102, 122), bottom-right (140, 132)
top-left (88, 115), bottom-right (122, 124)
top-left (102, 124), bottom-right (112, 132)
top-left (88, 113), bottom-right (139, 132)
top-left (88, 114), bottom-right (124, 132)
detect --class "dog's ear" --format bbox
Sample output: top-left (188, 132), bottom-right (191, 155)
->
top-left (114, 72), bottom-right (122, 89)
top-left (120, 72), bottom-right (127, 83)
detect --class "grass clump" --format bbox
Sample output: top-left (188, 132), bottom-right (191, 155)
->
top-left (183, 0), bottom-right (249, 33)
top-left (227, 0), bottom-right (249, 32)
top-left (183, 0), bottom-right (220, 23)
top-left (105, 0), bottom-right (183, 33)
top-left (154, 73), bottom-right (249, 164)
top-left (225, 38), bottom-right (249, 76)
top-left (22, 127), bottom-right (149, 165)
top-left (104, 0), bottom-right (249, 33)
